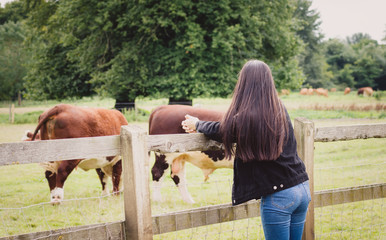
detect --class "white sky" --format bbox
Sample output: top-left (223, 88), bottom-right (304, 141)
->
top-left (1, 0), bottom-right (385, 43)
top-left (0, 0), bottom-right (11, 7)
top-left (311, 0), bottom-right (386, 43)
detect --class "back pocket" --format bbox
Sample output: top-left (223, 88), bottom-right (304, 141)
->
top-left (271, 187), bottom-right (298, 210)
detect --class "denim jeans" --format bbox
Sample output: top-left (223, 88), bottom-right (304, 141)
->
top-left (260, 181), bottom-right (311, 240)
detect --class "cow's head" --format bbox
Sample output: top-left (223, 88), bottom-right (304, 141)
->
top-left (22, 130), bottom-right (41, 141)
top-left (151, 153), bottom-right (169, 181)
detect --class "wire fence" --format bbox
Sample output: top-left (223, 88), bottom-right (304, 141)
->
top-left (0, 123), bottom-right (385, 239)
top-left (0, 158), bottom-right (384, 239)
top-left (312, 139), bottom-right (385, 240)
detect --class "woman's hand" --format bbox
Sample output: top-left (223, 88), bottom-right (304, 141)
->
top-left (181, 114), bottom-right (199, 133)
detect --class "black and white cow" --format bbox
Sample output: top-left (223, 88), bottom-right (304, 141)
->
top-left (149, 105), bottom-right (234, 203)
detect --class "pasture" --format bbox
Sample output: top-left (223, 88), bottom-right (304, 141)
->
top-left (0, 91), bottom-right (385, 239)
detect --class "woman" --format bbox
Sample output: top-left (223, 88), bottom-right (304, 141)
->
top-left (181, 60), bottom-right (310, 240)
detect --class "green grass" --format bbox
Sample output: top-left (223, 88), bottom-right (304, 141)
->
top-left (1, 92), bottom-right (385, 125)
top-left (0, 95), bottom-right (385, 238)
top-left (1, 138), bottom-right (384, 238)
top-left (0, 111), bottom-right (43, 124)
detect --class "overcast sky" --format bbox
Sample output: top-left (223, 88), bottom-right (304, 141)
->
top-left (1, 0), bottom-right (385, 43)
top-left (311, 0), bottom-right (386, 43)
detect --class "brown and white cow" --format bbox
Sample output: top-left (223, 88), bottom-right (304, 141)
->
top-left (357, 87), bottom-right (373, 96)
top-left (315, 88), bottom-right (328, 97)
top-left (29, 104), bottom-right (128, 205)
top-left (149, 105), bottom-right (233, 203)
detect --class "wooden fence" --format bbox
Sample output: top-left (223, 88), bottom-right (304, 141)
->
top-left (0, 118), bottom-right (385, 240)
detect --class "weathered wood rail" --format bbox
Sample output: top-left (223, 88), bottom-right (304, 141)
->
top-left (0, 119), bottom-right (385, 240)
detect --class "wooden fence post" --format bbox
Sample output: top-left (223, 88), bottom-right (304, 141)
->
top-left (120, 125), bottom-right (153, 240)
top-left (294, 118), bottom-right (315, 240)
top-left (9, 104), bottom-right (15, 124)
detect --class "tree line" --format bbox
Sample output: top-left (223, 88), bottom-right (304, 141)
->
top-left (1, 0), bottom-right (385, 106)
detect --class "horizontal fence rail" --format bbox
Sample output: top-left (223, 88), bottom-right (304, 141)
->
top-left (151, 183), bottom-right (386, 235)
top-left (152, 200), bottom-right (261, 235)
top-left (0, 136), bottom-right (121, 166)
top-left (2, 123), bottom-right (385, 166)
top-left (0, 134), bottom-right (221, 167)
top-left (0, 221), bottom-right (125, 240)
top-left (313, 183), bottom-right (385, 208)
top-left (314, 123), bottom-right (386, 142)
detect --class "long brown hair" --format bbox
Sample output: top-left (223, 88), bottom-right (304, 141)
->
top-left (220, 60), bottom-right (288, 162)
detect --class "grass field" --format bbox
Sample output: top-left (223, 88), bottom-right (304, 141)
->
top-left (0, 92), bottom-right (385, 239)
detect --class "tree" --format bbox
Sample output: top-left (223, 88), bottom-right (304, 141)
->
top-left (23, 0), bottom-right (94, 100)
top-left (351, 40), bottom-right (383, 89)
top-left (346, 33), bottom-right (374, 45)
top-left (322, 34), bottom-right (386, 90)
top-left (293, 0), bottom-right (329, 88)
top-left (336, 64), bottom-right (355, 88)
top-left (0, 0), bottom-right (27, 25)
top-left (0, 21), bottom-right (27, 101)
top-left (24, 0), bottom-right (304, 106)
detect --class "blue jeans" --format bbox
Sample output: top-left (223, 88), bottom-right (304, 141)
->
top-left (260, 181), bottom-right (311, 240)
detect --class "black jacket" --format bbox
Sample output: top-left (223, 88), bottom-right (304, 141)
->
top-left (195, 111), bottom-right (309, 205)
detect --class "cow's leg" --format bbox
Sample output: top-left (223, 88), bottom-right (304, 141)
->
top-left (171, 156), bottom-right (195, 204)
top-left (112, 159), bottom-right (122, 195)
top-left (96, 168), bottom-right (109, 195)
top-left (202, 168), bottom-right (215, 182)
top-left (52, 159), bottom-right (81, 205)
top-left (151, 153), bottom-right (169, 202)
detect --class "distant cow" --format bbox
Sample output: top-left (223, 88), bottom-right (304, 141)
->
top-left (300, 88), bottom-right (314, 95)
top-left (280, 89), bottom-right (290, 95)
top-left (299, 88), bottom-right (308, 95)
top-left (315, 88), bottom-right (328, 97)
top-left (344, 87), bottom-right (351, 95)
top-left (357, 87), bottom-right (373, 96)
top-left (149, 105), bottom-right (233, 203)
top-left (30, 104), bottom-right (128, 205)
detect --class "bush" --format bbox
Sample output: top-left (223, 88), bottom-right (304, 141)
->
top-left (373, 91), bottom-right (385, 101)
top-left (122, 108), bottom-right (150, 123)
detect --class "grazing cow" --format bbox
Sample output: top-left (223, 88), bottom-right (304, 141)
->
top-left (344, 87), bottom-right (351, 95)
top-left (149, 105), bottom-right (233, 203)
top-left (280, 89), bottom-right (290, 95)
top-left (315, 88), bottom-right (328, 97)
top-left (299, 88), bottom-right (308, 95)
top-left (30, 104), bottom-right (128, 205)
top-left (357, 87), bottom-right (373, 96)
top-left (300, 88), bottom-right (314, 95)
top-left (23, 130), bottom-right (121, 198)
top-left (330, 88), bottom-right (337, 92)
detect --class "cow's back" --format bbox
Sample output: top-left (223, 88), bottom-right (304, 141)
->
top-left (149, 105), bottom-right (224, 135)
top-left (38, 104), bottom-right (128, 140)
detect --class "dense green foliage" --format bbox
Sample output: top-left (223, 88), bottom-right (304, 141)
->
top-left (294, 0), bottom-right (328, 88)
top-left (22, 0), bottom-right (94, 100)
top-left (324, 35), bottom-right (386, 89)
top-left (0, 0), bottom-right (385, 102)
top-left (20, 0), bottom-right (304, 102)
top-left (0, 21), bottom-right (27, 100)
